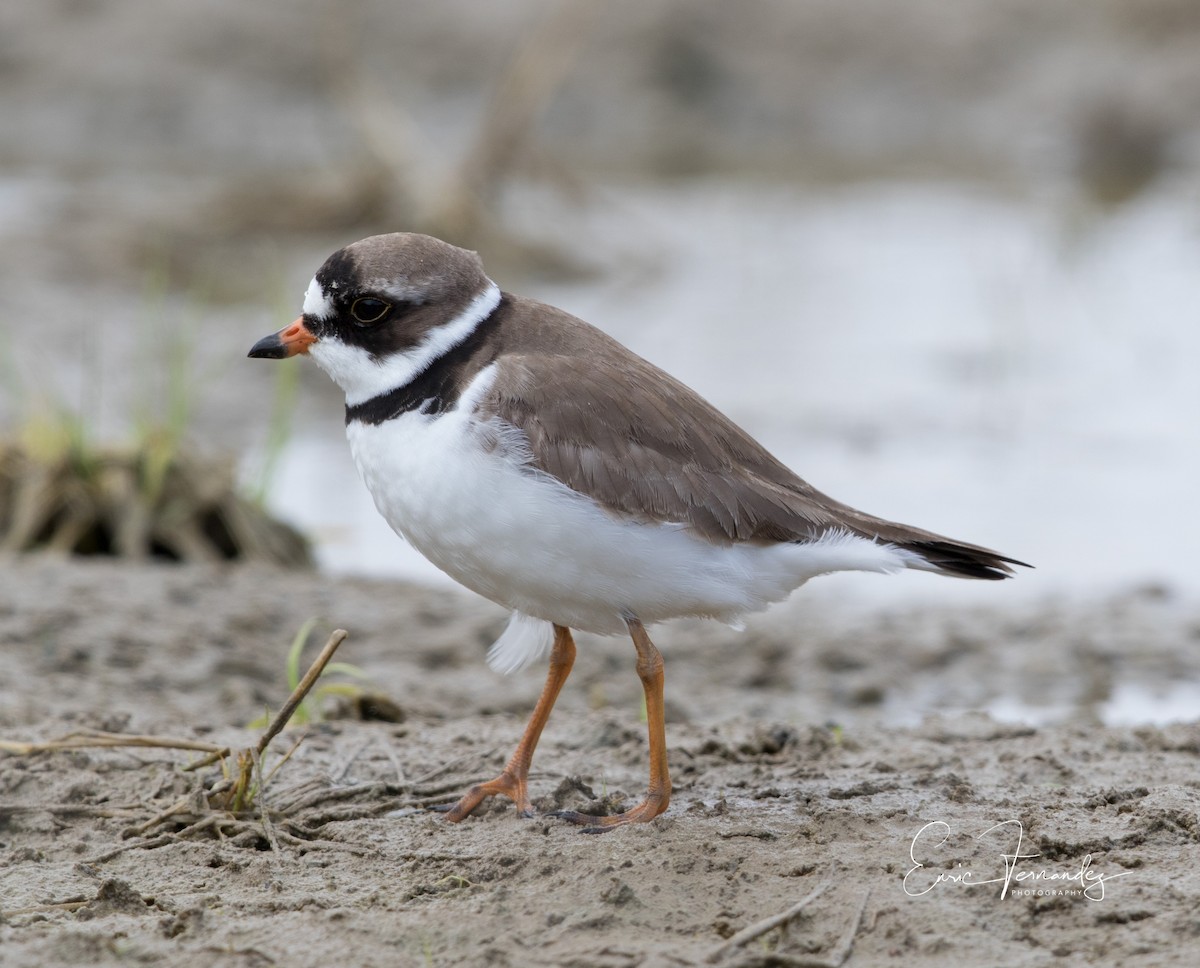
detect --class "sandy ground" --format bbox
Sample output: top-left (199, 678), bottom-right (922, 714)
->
top-left (2, 555), bottom-right (1198, 967)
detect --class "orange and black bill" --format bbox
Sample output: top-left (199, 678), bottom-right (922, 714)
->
top-left (248, 317), bottom-right (317, 359)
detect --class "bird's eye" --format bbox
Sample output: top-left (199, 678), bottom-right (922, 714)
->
top-left (350, 297), bottom-right (391, 325)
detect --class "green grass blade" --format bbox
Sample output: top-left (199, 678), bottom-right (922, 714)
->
top-left (286, 617), bottom-right (320, 692)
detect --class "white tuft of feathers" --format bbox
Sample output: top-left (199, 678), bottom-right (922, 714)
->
top-left (487, 611), bottom-right (555, 674)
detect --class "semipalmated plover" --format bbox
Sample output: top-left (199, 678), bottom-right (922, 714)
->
top-left (249, 233), bottom-right (1027, 829)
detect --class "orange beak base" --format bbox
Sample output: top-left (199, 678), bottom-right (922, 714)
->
top-left (248, 317), bottom-right (317, 359)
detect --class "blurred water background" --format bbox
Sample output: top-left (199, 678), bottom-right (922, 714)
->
top-left (1, 0), bottom-right (1197, 605)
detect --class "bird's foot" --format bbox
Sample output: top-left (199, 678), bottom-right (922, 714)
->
top-left (436, 769), bottom-right (534, 822)
top-left (551, 790), bottom-right (669, 833)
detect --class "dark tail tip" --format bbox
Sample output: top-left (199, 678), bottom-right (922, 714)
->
top-left (907, 540), bottom-right (1033, 580)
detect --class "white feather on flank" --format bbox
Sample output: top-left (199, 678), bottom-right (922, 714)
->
top-left (487, 611), bottom-right (556, 674)
top-left (309, 281), bottom-right (502, 406)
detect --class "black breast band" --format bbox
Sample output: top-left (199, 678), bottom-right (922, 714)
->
top-left (345, 295), bottom-right (507, 426)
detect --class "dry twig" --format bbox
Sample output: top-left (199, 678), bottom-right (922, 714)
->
top-left (708, 884), bottom-right (870, 967)
top-left (0, 729), bottom-right (226, 758)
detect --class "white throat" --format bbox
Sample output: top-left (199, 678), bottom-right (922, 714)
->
top-left (309, 282), bottom-right (501, 406)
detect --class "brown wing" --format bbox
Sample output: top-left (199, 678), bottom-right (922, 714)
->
top-left (478, 327), bottom-right (1024, 578)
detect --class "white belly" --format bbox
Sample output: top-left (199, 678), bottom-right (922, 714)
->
top-left (345, 392), bottom-right (910, 636)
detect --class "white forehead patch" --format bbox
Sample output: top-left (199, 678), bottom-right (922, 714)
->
top-left (302, 277), bottom-right (335, 320)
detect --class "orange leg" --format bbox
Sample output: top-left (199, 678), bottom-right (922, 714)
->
top-left (441, 624), bottom-right (576, 821)
top-left (555, 615), bottom-right (672, 830)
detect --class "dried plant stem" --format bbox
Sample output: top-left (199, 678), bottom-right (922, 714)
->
top-left (217, 628), bottom-right (349, 813)
top-left (707, 884), bottom-right (870, 968)
top-left (0, 730), bottom-right (226, 757)
top-left (708, 883), bottom-right (829, 961)
top-left (434, 0), bottom-right (599, 240)
top-left (259, 630), bottom-right (348, 756)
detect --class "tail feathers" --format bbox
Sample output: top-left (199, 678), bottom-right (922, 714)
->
top-left (898, 538), bottom-right (1031, 580)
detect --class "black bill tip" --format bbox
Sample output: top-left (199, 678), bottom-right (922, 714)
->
top-left (248, 332), bottom-right (288, 359)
